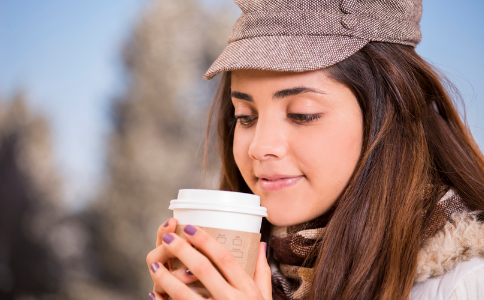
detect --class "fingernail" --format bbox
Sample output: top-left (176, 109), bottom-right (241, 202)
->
top-left (148, 292), bottom-right (156, 300)
top-left (163, 233), bottom-right (174, 244)
top-left (264, 242), bottom-right (267, 254)
top-left (163, 219), bottom-right (169, 227)
top-left (186, 268), bottom-right (194, 276)
top-left (151, 262), bottom-right (160, 273)
top-left (184, 224), bottom-right (197, 236)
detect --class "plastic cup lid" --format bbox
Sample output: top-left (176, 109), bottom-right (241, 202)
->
top-left (168, 189), bottom-right (267, 217)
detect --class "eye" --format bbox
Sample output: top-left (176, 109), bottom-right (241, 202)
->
top-left (288, 113), bottom-right (323, 124)
top-left (234, 115), bottom-right (258, 127)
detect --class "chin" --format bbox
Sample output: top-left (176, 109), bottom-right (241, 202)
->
top-left (260, 197), bottom-right (298, 227)
top-left (260, 191), bottom-right (308, 226)
top-left (265, 210), bottom-right (300, 227)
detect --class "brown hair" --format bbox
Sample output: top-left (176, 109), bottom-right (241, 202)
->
top-left (204, 42), bottom-right (484, 299)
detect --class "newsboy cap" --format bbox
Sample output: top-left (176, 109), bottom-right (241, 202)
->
top-left (204, 0), bottom-right (422, 80)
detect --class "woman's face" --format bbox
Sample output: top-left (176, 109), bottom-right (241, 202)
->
top-left (231, 69), bottom-right (363, 226)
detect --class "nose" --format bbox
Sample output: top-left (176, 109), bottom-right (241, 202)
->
top-left (248, 116), bottom-right (288, 161)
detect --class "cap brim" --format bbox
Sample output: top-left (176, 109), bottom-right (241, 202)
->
top-left (204, 35), bottom-right (368, 80)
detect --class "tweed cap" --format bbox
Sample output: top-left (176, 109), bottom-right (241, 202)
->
top-left (204, 0), bottom-right (422, 80)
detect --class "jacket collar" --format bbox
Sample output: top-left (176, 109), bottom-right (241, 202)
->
top-left (415, 208), bottom-right (484, 282)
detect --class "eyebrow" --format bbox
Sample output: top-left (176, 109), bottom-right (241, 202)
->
top-left (230, 87), bottom-right (326, 102)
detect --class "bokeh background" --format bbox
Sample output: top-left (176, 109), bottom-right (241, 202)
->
top-left (0, 0), bottom-right (483, 299)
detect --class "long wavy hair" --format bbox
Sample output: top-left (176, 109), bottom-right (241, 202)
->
top-left (204, 42), bottom-right (484, 300)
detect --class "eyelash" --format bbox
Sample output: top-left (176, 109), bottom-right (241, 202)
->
top-left (232, 113), bottom-right (323, 127)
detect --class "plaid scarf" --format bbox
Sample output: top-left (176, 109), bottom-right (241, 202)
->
top-left (270, 188), bottom-right (468, 300)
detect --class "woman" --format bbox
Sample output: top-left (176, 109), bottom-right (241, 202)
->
top-left (146, 0), bottom-right (484, 299)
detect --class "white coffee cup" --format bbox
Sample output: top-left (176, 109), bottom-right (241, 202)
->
top-left (168, 189), bottom-right (267, 298)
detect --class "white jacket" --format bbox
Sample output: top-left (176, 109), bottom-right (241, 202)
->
top-left (410, 190), bottom-right (484, 300)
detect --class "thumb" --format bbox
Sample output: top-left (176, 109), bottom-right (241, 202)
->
top-left (253, 242), bottom-right (272, 300)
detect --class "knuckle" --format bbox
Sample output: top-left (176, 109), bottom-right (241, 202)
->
top-left (246, 289), bottom-right (260, 299)
top-left (195, 228), bottom-right (210, 242)
top-left (170, 237), bottom-right (184, 252)
top-left (171, 289), bottom-right (189, 300)
top-left (257, 265), bottom-right (272, 281)
top-left (218, 248), bottom-right (236, 265)
top-left (153, 283), bottom-right (165, 295)
top-left (238, 281), bottom-right (257, 297)
top-left (191, 257), bottom-right (213, 277)
top-left (152, 268), bottom-right (167, 283)
top-left (146, 249), bottom-right (156, 265)
top-left (263, 263), bottom-right (272, 275)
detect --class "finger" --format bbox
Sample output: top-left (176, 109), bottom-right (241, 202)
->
top-left (147, 244), bottom-right (176, 294)
top-left (254, 242), bottom-right (272, 300)
top-left (149, 260), bottom-right (205, 300)
top-left (148, 291), bottom-right (163, 300)
top-left (157, 218), bottom-right (178, 247)
top-left (151, 287), bottom-right (170, 300)
top-left (161, 232), bottom-right (233, 299)
top-left (152, 267), bottom-right (200, 295)
top-left (147, 245), bottom-right (176, 271)
top-left (180, 225), bottom-right (256, 293)
top-left (152, 218), bottom-right (176, 296)
top-left (152, 262), bottom-right (171, 294)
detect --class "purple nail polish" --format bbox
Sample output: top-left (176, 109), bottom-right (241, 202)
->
top-left (163, 233), bottom-right (174, 244)
top-left (148, 292), bottom-right (156, 300)
top-left (163, 220), bottom-right (169, 227)
top-left (186, 268), bottom-right (194, 276)
top-left (184, 225), bottom-right (197, 236)
top-left (151, 262), bottom-right (160, 273)
top-left (264, 243), bottom-right (267, 254)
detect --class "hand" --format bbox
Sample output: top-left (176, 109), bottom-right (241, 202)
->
top-left (147, 224), bottom-right (272, 300)
top-left (146, 218), bottom-right (200, 298)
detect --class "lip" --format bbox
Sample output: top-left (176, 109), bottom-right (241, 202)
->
top-left (257, 175), bottom-right (304, 192)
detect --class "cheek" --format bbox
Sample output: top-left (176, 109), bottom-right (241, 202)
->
top-left (294, 119), bottom-right (362, 186)
top-left (326, 124), bottom-right (361, 165)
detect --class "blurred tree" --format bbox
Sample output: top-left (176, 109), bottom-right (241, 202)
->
top-left (0, 93), bottom-right (64, 300)
top-left (69, 0), bottom-right (237, 298)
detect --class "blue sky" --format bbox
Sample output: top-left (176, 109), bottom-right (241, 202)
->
top-left (0, 0), bottom-right (150, 209)
top-left (1, 0), bottom-right (483, 210)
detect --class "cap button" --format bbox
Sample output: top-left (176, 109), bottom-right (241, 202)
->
top-left (341, 14), bottom-right (358, 30)
top-left (340, 0), bottom-right (356, 14)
